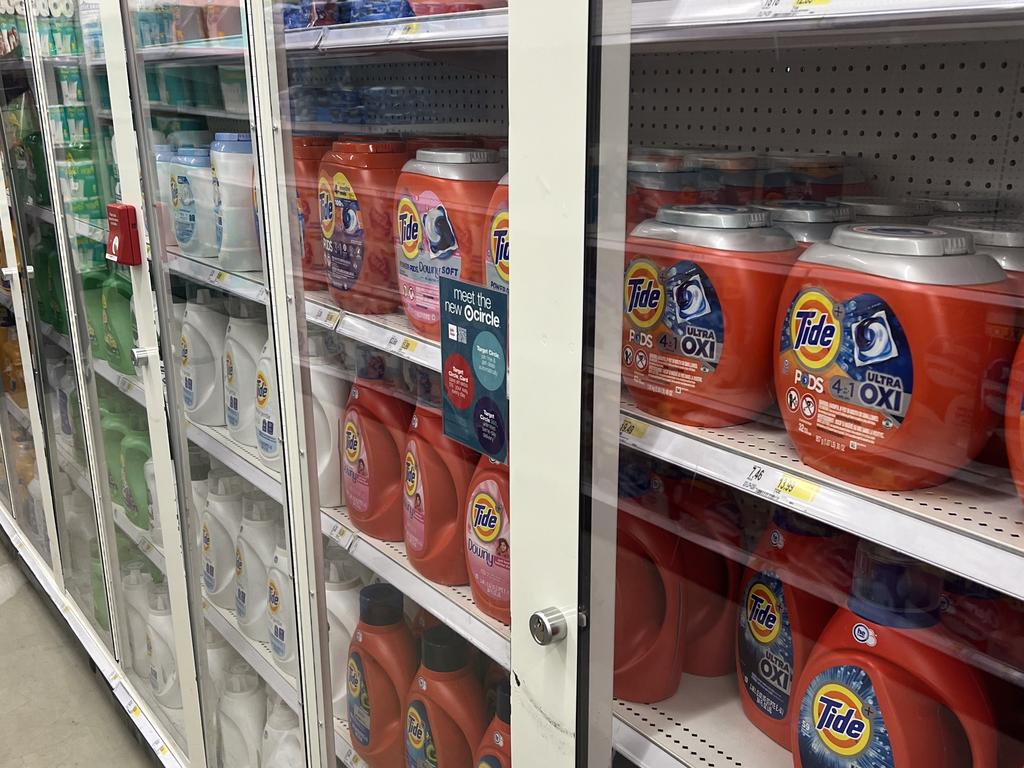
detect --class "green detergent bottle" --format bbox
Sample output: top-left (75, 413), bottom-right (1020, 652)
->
top-left (81, 258), bottom-right (109, 361)
top-left (100, 408), bottom-right (134, 506)
top-left (121, 427), bottom-right (152, 530)
top-left (89, 540), bottom-right (109, 632)
top-left (102, 265), bottom-right (135, 374)
top-left (30, 230), bottom-right (55, 327)
top-left (23, 132), bottom-right (48, 207)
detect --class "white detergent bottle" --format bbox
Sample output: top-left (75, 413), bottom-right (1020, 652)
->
top-left (306, 332), bottom-right (350, 508)
top-left (324, 549), bottom-right (363, 712)
top-left (223, 299), bottom-right (268, 447)
top-left (211, 132), bottom-right (261, 272)
top-left (261, 704), bottom-right (303, 768)
top-left (205, 622), bottom-right (241, 768)
top-left (254, 337), bottom-right (280, 470)
top-left (143, 457), bottom-right (162, 546)
top-left (121, 563), bottom-right (153, 677)
top-left (218, 659), bottom-right (266, 768)
top-left (56, 365), bottom-right (77, 453)
top-left (201, 473), bottom-right (245, 608)
top-left (172, 146), bottom-right (218, 260)
top-left (234, 496), bottom-right (281, 641)
top-left (189, 446), bottom-right (213, 548)
top-left (267, 527), bottom-right (296, 678)
top-left (146, 582), bottom-right (181, 709)
top-left (180, 288), bottom-right (229, 425)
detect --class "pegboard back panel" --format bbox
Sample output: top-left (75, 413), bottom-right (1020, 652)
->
top-left (289, 58), bottom-right (508, 131)
top-left (630, 39), bottom-right (1024, 203)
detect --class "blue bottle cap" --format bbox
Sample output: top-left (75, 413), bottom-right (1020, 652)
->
top-left (618, 452), bottom-right (653, 500)
top-left (848, 541), bottom-right (941, 629)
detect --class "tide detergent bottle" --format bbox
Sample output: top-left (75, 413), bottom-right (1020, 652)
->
top-left (222, 298), bottom-right (267, 448)
top-left (101, 264), bottom-right (136, 375)
top-left (623, 204), bottom-right (799, 427)
top-left (465, 456), bottom-right (511, 625)
top-left (481, 173), bottom-right (510, 296)
top-left (737, 510), bottom-right (855, 748)
top-left (792, 542), bottom-right (997, 767)
top-left (342, 379), bottom-right (414, 541)
top-left (404, 625), bottom-right (487, 768)
top-left (347, 583), bottom-right (419, 767)
top-left (293, 134), bottom-right (334, 291)
top-left (181, 288), bottom-right (230, 426)
top-left (395, 148), bottom-right (506, 340)
top-left (775, 224), bottom-right (1011, 490)
top-left (474, 678), bottom-right (511, 768)
top-left (306, 331), bottom-right (350, 508)
top-left (320, 139), bottom-right (410, 314)
top-left (403, 371), bottom-right (479, 585)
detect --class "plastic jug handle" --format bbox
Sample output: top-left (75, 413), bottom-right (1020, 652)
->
top-left (929, 667), bottom-right (1000, 768)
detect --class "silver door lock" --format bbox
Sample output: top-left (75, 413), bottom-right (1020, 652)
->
top-left (530, 607), bottom-right (568, 646)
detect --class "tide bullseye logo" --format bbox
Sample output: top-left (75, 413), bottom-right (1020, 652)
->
top-left (406, 705), bottom-right (427, 750)
top-left (256, 371), bottom-right (270, 409)
top-left (812, 683), bottom-right (871, 756)
top-left (790, 289), bottom-right (840, 371)
top-left (345, 420), bottom-right (360, 463)
top-left (746, 581), bottom-right (781, 644)
top-left (225, 351), bottom-right (234, 385)
top-left (624, 260), bottom-right (665, 329)
top-left (347, 657), bottom-right (362, 698)
top-left (267, 579), bottom-right (280, 615)
top-left (397, 196), bottom-right (422, 260)
top-left (471, 491), bottom-right (501, 542)
top-left (179, 334), bottom-right (189, 368)
top-left (489, 210), bottom-right (510, 284)
top-left (318, 176), bottom-right (335, 239)
top-left (405, 450), bottom-right (418, 497)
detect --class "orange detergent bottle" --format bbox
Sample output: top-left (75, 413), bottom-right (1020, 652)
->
top-left (403, 372), bottom-right (480, 585)
top-left (623, 204), bottom-right (799, 427)
top-left (293, 135), bottom-right (334, 291)
top-left (405, 625), bottom-right (488, 768)
top-left (348, 583), bottom-right (419, 768)
top-left (737, 510), bottom-right (855, 749)
top-left (792, 543), bottom-right (997, 768)
top-left (932, 216), bottom-right (1024, 469)
top-left (395, 149), bottom-right (506, 340)
top-left (342, 379), bottom-right (415, 541)
top-left (320, 140), bottom-right (410, 314)
top-left (775, 224), bottom-right (1012, 490)
top-left (481, 174), bottom-right (509, 296)
top-left (464, 457), bottom-right (511, 625)
top-left (474, 679), bottom-right (511, 768)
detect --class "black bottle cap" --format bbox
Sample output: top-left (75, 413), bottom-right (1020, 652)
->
top-left (496, 679), bottom-right (511, 725)
top-left (421, 625), bottom-right (469, 673)
top-left (359, 583), bottom-right (404, 627)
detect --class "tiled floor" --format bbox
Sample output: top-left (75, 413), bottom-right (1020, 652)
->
top-left (0, 540), bottom-right (155, 768)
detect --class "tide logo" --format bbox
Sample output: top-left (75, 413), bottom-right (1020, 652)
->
top-left (746, 581), bottom-right (781, 644)
top-left (790, 290), bottom-right (840, 371)
top-left (235, 546), bottom-right (243, 577)
top-left (179, 334), bottom-right (189, 368)
top-left (348, 657), bottom-right (362, 698)
top-left (406, 705), bottom-right (427, 750)
top-left (267, 579), bottom-right (280, 615)
top-left (318, 176), bottom-right (335, 239)
top-left (405, 450), bottom-right (418, 496)
top-left (256, 371), bottom-right (270, 409)
top-left (624, 260), bottom-right (664, 329)
top-left (397, 196), bottom-right (422, 260)
top-left (345, 420), bottom-right (360, 463)
top-left (201, 522), bottom-right (211, 553)
top-left (471, 492), bottom-right (501, 543)
top-left (489, 211), bottom-right (510, 284)
top-left (224, 351), bottom-right (234, 385)
top-left (812, 683), bottom-right (871, 756)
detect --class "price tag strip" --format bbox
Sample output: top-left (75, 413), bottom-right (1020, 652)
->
top-left (305, 300), bottom-right (342, 331)
top-left (337, 313), bottom-right (441, 372)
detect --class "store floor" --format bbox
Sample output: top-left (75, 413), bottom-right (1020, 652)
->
top-left (0, 541), bottom-right (155, 768)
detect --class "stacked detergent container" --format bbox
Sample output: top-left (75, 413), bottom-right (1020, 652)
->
top-left (181, 288), bottom-right (229, 426)
top-left (233, 494), bottom-right (281, 641)
top-left (320, 139), bottom-right (411, 314)
top-left (172, 146), bottom-right (218, 260)
top-left (481, 173), bottom-right (510, 296)
top-left (464, 456), bottom-right (511, 625)
top-left (211, 132), bottom-right (261, 271)
top-left (268, 527), bottom-right (297, 677)
top-left (306, 330), bottom-right (350, 508)
top-left (755, 200), bottom-right (852, 251)
top-left (218, 659), bottom-right (266, 768)
top-left (829, 196), bottom-right (934, 224)
top-left (323, 546), bottom-right (364, 714)
top-left (222, 298), bottom-right (267, 447)
top-left (930, 216), bottom-right (1024, 470)
top-left (293, 135), bottom-right (334, 290)
top-left (202, 473), bottom-right (246, 608)
top-left (775, 223), bottom-right (1012, 490)
top-left (395, 148), bottom-right (506, 339)
top-left (622, 204), bottom-right (799, 427)
top-left (792, 542), bottom-right (997, 767)
top-left (625, 149), bottom-right (701, 233)
top-left (737, 510), bottom-right (855, 748)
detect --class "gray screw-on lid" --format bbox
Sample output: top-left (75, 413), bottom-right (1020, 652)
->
top-left (754, 200), bottom-right (852, 223)
top-left (656, 204), bottom-right (769, 229)
top-left (404, 148), bottom-right (505, 182)
top-left (930, 216), bottom-right (1024, 272)
top-left (689, 152), bottom-right (768, 171)
top-left (799, 224), bottom-right (1007, 285)
top-left (917, 196), bottom-right (1002, 214)
top-left (627, 155), bottom-right (684, 173)
top-left (829, 196), bottom-right (933, 218)
top-left (634, 204), bottom-right (796, 252)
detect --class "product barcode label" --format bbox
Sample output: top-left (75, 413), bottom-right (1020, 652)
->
top-left (741, 463), bottom-right (820, 506)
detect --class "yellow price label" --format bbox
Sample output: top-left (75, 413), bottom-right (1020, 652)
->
top-left (216, 271), bottom-right (228, 283)
top-left (619, 416), bottom-right (648, 440)
top-left (400, 338), bottom-right (418, 353)
top-left (326, 311), bottom-right (340, 326)
top-left (794, 0), bottom-right (830, 6)
top-left (774, 473), bottom-right (818, 503)
top-left (131, 705), bottom-right (141, 718)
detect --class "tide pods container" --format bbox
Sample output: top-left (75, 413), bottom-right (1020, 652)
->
top-left (754, 200), bottom-right (852, 251)
top-left (775, 224), bottom-right (1012, 491)
top-left (622, 204), bottom-right (800, 427)
top-left (395, 148), bottom-right (505, 340)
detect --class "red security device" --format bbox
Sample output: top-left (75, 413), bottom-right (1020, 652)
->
top-left (106, 203), bottom-right (142, 266)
